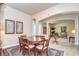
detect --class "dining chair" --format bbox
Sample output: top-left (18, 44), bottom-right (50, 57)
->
top-left (18, 37), bottom-right (25, 52)
top-left (23, 38), bottom-right (35, 55)
top-left (20, 35), bottom-right (26, 37)
top-left (18, 35), bottom-right (27, 52)
top-left (36, 38), bottom-right (50, 56)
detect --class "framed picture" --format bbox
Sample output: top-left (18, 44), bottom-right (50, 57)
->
top-left (16, 21), bottom-right (23, 34)
top-left (43, 26), bottom-right (47, 34)
top-left (5, 19), bottom-right (15, 34)
top-left (61, 26), bottom-right (67, 32)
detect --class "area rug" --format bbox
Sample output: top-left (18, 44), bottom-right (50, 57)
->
top-left (3, 46), bottom-right (64, 56)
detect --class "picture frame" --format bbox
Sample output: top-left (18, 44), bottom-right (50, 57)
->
top-left (61, 26), bottom-right (67, 32)
top-left (16, 21), bottom-right (23, 34)
top-left (5, 19), bottom-right (15, 34)
top-left (43, 26), bottom-right (47, 34)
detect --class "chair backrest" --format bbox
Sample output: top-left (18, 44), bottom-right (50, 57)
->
top-left (18, 37), bottom-right (27, 47)
top-left (18, 37), bottom-right (23, 46)
top-left (18, 37), bottom-right (22, 44)
top-left (19, 34), bottom-right (27, 44)
top-left (36, 37), bottom-right (50, 50)
top-left (20, 35), bottom-right (26, 37)
top-left (38, 39), bottom-right (49, 51)
top-left (43, 38), bottom-right (50, 49)
top-left (23, 37), bottom-right (29, 45)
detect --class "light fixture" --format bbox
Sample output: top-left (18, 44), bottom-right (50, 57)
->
top-left (72, 30), bottom-right (75, 34)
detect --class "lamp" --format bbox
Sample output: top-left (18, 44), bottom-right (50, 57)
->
top-left (72, 30), bottom-right (75, 34)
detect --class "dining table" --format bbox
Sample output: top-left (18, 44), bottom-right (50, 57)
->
top-left (22, 36), bottom-right (45, 55)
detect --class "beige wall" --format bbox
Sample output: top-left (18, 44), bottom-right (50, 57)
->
top-left (55, 20), bottom-right (75, 36)
top-left (42, 20), bottom-right (75, 37)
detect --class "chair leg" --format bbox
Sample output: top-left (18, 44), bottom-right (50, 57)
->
top-left (40, 51), bottom-right (42, 56)
top-left (46, 49), bottom-right (48, 56)
top-left (20, 48), bottom-right (22, 52)
top-left (28, 49), bottom-right (31, 55)
top-left (19, 46), bottom-right (21, 52)
top-left (22, 50), bottom-right (25, 56)
top-left (36, 51), bottom-right (39, 56)
top-left (34, 47), bottom-right (36, 56)
top-left (36, 50), bottom-right (38, 56)
top-left (19, 46), bottom-right (22, 52)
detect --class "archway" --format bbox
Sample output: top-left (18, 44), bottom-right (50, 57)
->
top-left (38, 12), bottom-right (79, 46)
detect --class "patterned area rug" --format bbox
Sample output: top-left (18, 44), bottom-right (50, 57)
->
top-left (3, 46), bottom-right (64, 56)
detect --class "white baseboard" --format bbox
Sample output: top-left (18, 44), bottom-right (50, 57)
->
top-left (2, 43), bottom-right (19, 49)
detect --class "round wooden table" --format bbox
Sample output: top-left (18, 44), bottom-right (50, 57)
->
top-left (28, 36), bottom-right (44, 42)
top-left (23, 36), bottom-right (45, 55)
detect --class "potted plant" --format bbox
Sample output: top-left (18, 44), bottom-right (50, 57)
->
top-left (53, 32), bottom-right (58, 43)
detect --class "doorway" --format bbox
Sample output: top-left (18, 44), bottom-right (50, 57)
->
top-left (41, 20), bottom-right (75, 45)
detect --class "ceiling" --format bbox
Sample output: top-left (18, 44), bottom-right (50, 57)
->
top-left (6, 3), bottom-right (59, 15)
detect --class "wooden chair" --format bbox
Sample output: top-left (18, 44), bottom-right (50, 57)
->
top-left (19, 36), bottom-right (35, 55)
top-left (20, 35), bottom-right (26, 37)
top-left (23, 38), bottom-right (35, 55)
top-left (18, 37), bottom-right (25, 52)
top-left (18, 35), bottom-right (27, 52)
top-left (36, 38), bottom-right (50, 56)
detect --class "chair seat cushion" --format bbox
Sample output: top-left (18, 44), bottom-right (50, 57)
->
top-left (25, 45), bottom-right (35, 48)
top-left (36, 45), bottom-right (47, 50)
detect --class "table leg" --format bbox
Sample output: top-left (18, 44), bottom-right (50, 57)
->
top-left (34, 47), bottom-right (36, 56)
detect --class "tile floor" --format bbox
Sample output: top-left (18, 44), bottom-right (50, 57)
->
top-left (49, 37), bottom-right (79, 56)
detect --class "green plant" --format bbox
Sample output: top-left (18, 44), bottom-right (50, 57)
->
top-left (53, 32), bottom-right (58, 36)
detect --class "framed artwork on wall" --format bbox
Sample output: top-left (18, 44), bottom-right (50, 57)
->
top-left (61, 26), bottom-right (67, 32)
top-left (5, 19), bottom-right (15, 34)
top-left (43, 26), bottom-right (47, 34)
top-left (16, 21), bottom-right (23, 34)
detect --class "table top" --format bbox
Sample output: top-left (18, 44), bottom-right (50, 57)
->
top-left (23, 36), bottom-right (45, 42)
